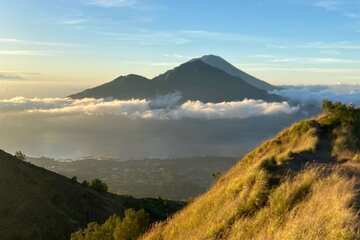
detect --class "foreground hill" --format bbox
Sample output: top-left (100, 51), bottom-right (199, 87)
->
top-left (0, 150), bottom-right (183, 240)
top-left (142, 102), bottom-right (360, 239)
top-left (69, 58), bottom-right (281, 102)
top-left (27, 156), bottom-right (237, 200)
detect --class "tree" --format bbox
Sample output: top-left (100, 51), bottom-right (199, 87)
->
top-left (15, 151), bottom-right (26, 161)
top-left (81, 180), bottom-right (89, 187)
top-left (71, 176), bottom-right (78, 183)
top-left (89, 178), bottom-right (109, 193)
top-left (70, 209), bottom-right (150, 240)
top-left (114, 209), bottom-right (149, 240)
top-left (321, 100), bottom-right (359, 128)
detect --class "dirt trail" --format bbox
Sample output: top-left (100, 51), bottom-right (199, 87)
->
top-left (280, 121), bottom-right (360, 210)
top-left (282, 121), bottom-right (337, 173)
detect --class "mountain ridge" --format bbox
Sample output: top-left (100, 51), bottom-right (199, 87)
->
top-left (69, 56), bottom-right (281, 103)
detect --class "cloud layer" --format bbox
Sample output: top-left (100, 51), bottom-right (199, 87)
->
top-left (0, 94), bottom-right (298, 120)
top-left (0, 93), bottom-right (306, 159)
top-left (272, 84), bottom-right (360, 105)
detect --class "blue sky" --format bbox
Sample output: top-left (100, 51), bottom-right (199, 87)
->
top-left (0, 0), bottom-right (360, 97)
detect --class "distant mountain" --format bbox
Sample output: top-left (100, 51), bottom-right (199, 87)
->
top-left (0, 149), bottom-right (183, 240)
top-left (199, 55), bottom-right (277, 91)
top-left (70, 74), bottom-right (152, 100)
top-left (69, 58), bottom-right (282, 102)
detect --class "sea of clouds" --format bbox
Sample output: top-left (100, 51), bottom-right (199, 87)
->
top-left (0, 92), bottom-right (298, 120)
top-left (272, 84), bottom-right (360, 106)
top-left (1, 85), bottom-right (358, 159)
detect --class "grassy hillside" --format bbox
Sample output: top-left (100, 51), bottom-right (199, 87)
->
top-left (0, 150), bottom-right (184, 240)
top-left (142, 102), bottom-right (360, 240)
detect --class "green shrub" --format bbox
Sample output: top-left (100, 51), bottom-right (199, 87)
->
top-left (15, 151), bottom-right (26, 161)
top-left (114, 209), bottom-right (149, 240)
top-left (71, 209), bottom-right (150, 240)
top-left (81, 180), bottom-right (89, 187)
top-left (89, 178), bottom-right (109, 192)
top-left (320, 99), bottom-right (360, 129)
top-left (320, 100), bottom-right (360, 158)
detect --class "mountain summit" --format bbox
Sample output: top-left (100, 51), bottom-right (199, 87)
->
top-left (69, 56), bottom-right (281, 102)
top-left (198, 55), bottom-right (276, 91)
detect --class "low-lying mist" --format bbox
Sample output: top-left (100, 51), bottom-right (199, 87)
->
top-left (0, 93), bottom-right (300, 159)
top-left (272, 84), bottom-right (360, 105)
top-left (1, 85), bottom-right (357, 159)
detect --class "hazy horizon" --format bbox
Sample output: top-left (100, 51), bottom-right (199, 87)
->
top-left (1, 0), bottom-right (360, 158)
top-left (1, 0), bottom-right (360, 98)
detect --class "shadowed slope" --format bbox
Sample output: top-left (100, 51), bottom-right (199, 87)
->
top-left (0, 150), bottom-right (183, 240)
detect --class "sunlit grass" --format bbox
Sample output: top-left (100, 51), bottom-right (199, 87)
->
top-left (142, 103), bottom-right (360, 240)
top-left (227, 167), bottom-right (358, 240)
top-left (142, 120), bottom-right (327, 240)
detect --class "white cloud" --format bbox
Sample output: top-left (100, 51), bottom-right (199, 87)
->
top-left (301, 41), bottom-right (360, 49)
top-left (316, 1), bottom-right (342, 11)
top-left (178, 30), bottom-right (269, 43)
top-left (0, 73), bottom-right (24, 80)
top-left (57, 18), bottom-right (89, 25)
top-left (124, 60), bottom-right (181, 67)
top-left (109, 30), bottom-right (191, 45)
top-left (250, 54), bottom-right (360, 64)
top-left (0, 94), bottom-right (299, 120)
top-left (163, 54), bottom-right (194, 60)
top-left (267, 41), bottom-right (360, 50)
top-left (240, 65), bottom-right (360, 74)
top-left (85, 0), bottom-right (137, 7)
top-left (343, 12), bottom-right (359, 18)
top-left (320, 50), bottom-right (340, 55)
top-left (271, 85), bottom-right (360, 105)
top-left (169, 100), bottom-right (298, 120)
top-left (308, 58), bottom-right (360, 63)
top-left (0, 50), bottom-right (48, 56)
top-left (0, 37), bottom-right (78, 47)
top-left (106, 29), bottom-right (273, 46)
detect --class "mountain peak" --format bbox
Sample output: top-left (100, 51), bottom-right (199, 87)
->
top-left (200, 54), bottom-right (224, 61)
top-left (70, 56), bottom-right (280, 102)
top-left (114, 74), bottom-right (149, 81)
top-left (198, 54), bottom-right (277, 91)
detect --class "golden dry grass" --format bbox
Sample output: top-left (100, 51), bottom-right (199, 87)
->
top-left (141, 120), bottom-right (360, 240)
top-left (142, 104), bottom-right (360, 240)
top-left (227, 167), bottom-right (358, 240)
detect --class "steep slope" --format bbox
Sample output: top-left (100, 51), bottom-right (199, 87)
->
top-left (0, 150), bottom-right (183, 240)
top-left (199, 54), bottom-right (277, 91)
top-left (142, 103), bottom-right (360, 240)
top-left (151, 60), bottom-right (280, 102)
top-left (69, 59), bottom-right (282, 102)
